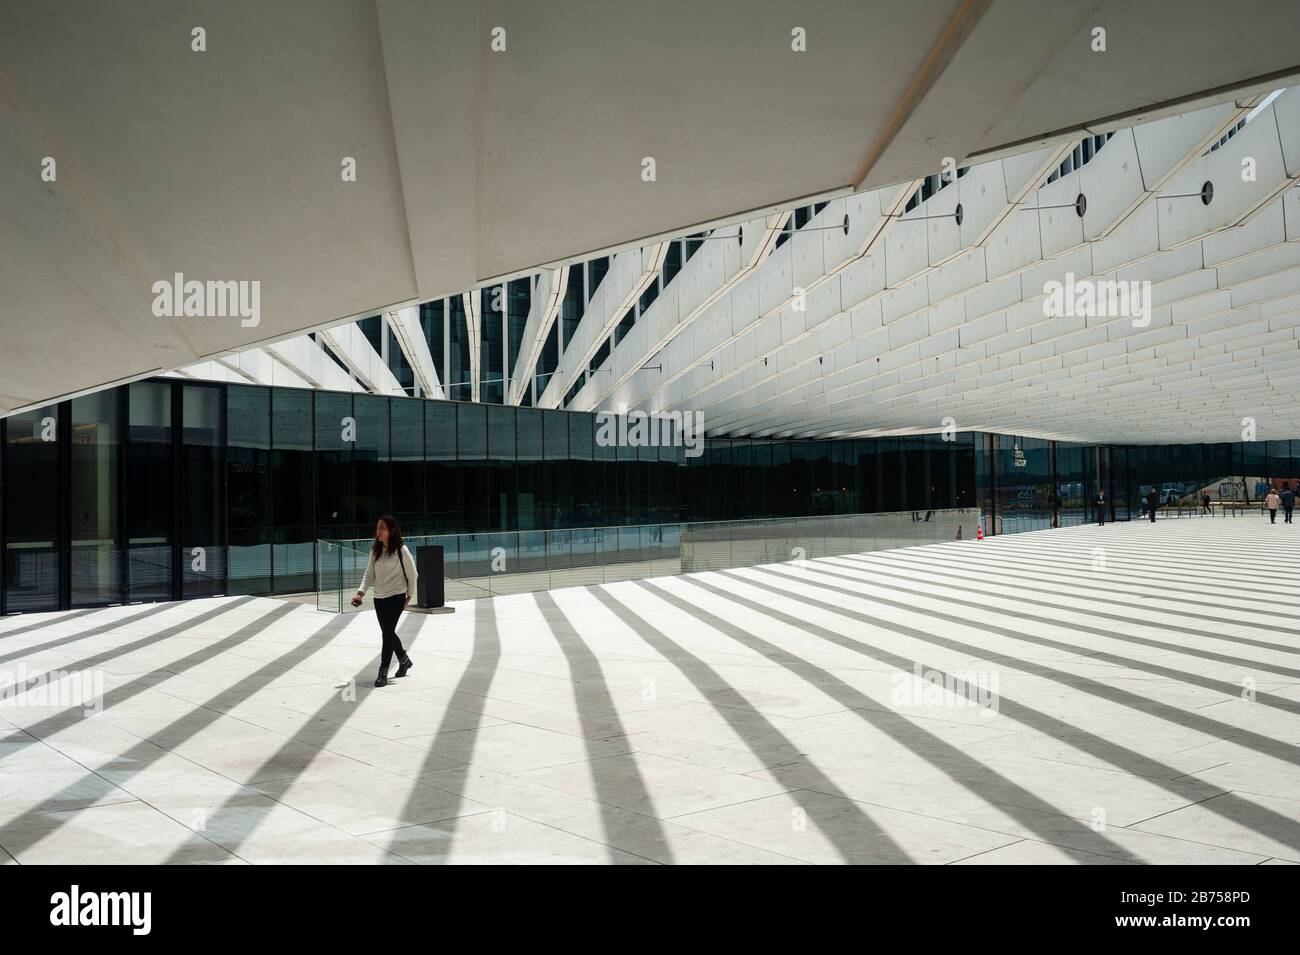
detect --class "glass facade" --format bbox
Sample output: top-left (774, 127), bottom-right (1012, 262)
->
top-left (4, 404), bottom-right (61, 612)
top-left (1, 376), bottom-right (1296, 613)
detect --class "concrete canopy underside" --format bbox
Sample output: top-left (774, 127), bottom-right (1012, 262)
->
top-left (4, 1), bottom-right (1300, 417)
top-left (572, 84), bottom-right (1300, 445)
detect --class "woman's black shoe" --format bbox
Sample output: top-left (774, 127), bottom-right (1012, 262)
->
top-left (395, 655), bottom-right (413, 678)
top-left (374, 669), bottom-right (389, 688)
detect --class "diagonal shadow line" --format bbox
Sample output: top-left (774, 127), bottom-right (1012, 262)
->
top-left (646, 576), bottom-right (1143, 863)
top-left (780, 559), bottom-right (1300, 686)
top-left (828, 553), bottom-right (1300, 657)
top-left (987, 527), bottom-right (1285, 554)
top-left (738, 566), bottom-right (1300, 769)
top-left (916, 528), bottom-right (1300, 584)
top-left (532, 590), bottom-right (675, 863)
top-left (855, 549), bottom-right (1300, 638)
top-left (0, 604), bottom-right (183, 666)
top-left (703, 569), bottom-right (1300, 856)
top-left (0, 598), bottom-right (258, 731)
top-left (1013, 528), bottom-right (1281, 551)
top-left (400, 597), bottom-right (503, 866)
top-left (0, 600), bottom-right (303, 858)
top-left (987, 522), bottom-right (1290, 548)
top-left (969, 539), bottom-right (1297, 598)
top-left (941, 530), bottom-right (1294, 575)
top-left (915, 546), bottom-right (1300, 618)
top-left (589, 584), bottom-right (917, 864)
top-left (0, 607), bottom-right (102, 640)
top-left (897, 544), bottom-right (1300, 624)
top-left (159, 610), bottom-right (432, 862)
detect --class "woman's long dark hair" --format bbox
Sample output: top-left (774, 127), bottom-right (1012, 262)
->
top-left (372, 515), bottom-right (403, 560)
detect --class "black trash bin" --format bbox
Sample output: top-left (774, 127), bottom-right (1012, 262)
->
top-left (415, 545), bottom-right (445, 609)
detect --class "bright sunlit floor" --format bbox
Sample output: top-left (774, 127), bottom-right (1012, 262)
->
top-left (2, 516), bottom-right (1298, 864)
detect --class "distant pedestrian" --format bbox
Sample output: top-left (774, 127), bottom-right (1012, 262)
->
top-left (1094, 489), bottom-right (1107, 526)
top-left (1049, 489), bottom-right (1062, 529)
top-left (1265, 489), bottom-right (1281, 524)
top-left (1281, 486), bottom-right (1295, 524)
top-left (1202, 492), bottom-right (1212, 515)
top-left (1146, 488), bottom-right (1160, 523)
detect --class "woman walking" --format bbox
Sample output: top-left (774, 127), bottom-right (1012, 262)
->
top-left (351, 515), bottom-right (418, 687)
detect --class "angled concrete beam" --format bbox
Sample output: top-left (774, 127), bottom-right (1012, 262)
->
top-left (509, 268), bottom-right (566, 404)
top-left (387, 306), bottom-right (444, 399)
top-left (315, 323), bottom-right (404, 395)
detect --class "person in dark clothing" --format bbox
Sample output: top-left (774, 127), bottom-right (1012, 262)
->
top-left (1146, 488), bottom-right (1160, 522)
top-left (1202, 492), bottom-right (1212, 515)
top-left (1094, 489), bottom-right (1107, 526)
top-left (1282, 486), bottom-right (1296, 524)
top-left (1048, 489), bottom-right (1062, 528)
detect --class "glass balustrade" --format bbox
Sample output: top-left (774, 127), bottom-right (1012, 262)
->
top-left (316, 508), bottom-right (980, 611)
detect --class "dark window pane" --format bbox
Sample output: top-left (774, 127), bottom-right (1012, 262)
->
top-left (227, 385), bottom-right (271, 594)
top-left (271, 388), bottom-right (313, 593)
top-left (5, 404), bottom-right (61, 611)
top-left (517, 407), bottom-right (543, 531)
top-left (457, 403), bottom-right (487, 532)
top-left (480, 287), bottom-right (505, 404)
top-left (561, 268), bottom-right (585, 349)
top-left (181, 385), bottom-right (225, 597)
top-left (662, 240), bottom-right (683, 286)
top-left (391, 398), bottom-right (424, 537)
top-left (314, 391), bottom-right (353, 541)
top-left (127, 381), bottom-right (173, 601)
top-left (352, 395), bottom-right (390, 537)
top-left (421, 300), bottom-right (446, 385)
top-left (487, 405), bottom-right (516, 531)
top-left (507, 279), bottom-right (531, 394)
top-left (70, 390), bottom-right (121, 605)
top-left (569, 412), bottom-right (594, 526)
top-left (425, 401), bottom-right (457, 534)
top-left (585, 257), bottom-right (609, 299)
top-left (448, 296), bottom-right (472, 401)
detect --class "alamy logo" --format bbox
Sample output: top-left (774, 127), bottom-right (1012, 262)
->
top-left (151, 272), bottom-right (260, 327)
top-left (595, 408), bottom-right (704, 458)
top-left (0, 664), bottom-right (103, 715)
top-left (889, 663), bottom-right (999, 715)
top-left (50, 885), bottom-right (151, 935)
top-left (1042, 272), bottom-right (1150, 327)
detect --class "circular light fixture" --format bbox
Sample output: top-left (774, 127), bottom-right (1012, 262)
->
top-left (955, 203), bottom-right (964, 226)
top-left (1075, 193), bottom-right (1087, 217)
top-left (1201, 181), bottom-right (1214, 205)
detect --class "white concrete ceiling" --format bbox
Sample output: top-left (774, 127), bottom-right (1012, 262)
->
top-left (3, 0), bottom-right (1300, 418)
top-left (579, 88), bottom-right (1300, 445)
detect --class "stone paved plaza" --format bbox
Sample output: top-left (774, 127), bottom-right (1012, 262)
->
top-left (2, 517), bottom-right (1298, 864)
